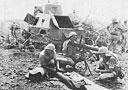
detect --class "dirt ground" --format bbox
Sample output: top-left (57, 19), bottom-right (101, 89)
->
top-left (0, 47), bottom-right (128, 90)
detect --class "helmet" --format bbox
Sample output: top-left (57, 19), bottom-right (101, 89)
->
top-left (68, 32), bottom-right (77, 38)
top-left (97, 46), bottom-right (108, 53)
top-left (112, 18), bottom-right (119, 23)
top-left (44, 43), bottom-right (55, 51)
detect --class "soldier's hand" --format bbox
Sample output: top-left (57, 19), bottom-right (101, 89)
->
top-left (57, 68), bottom-right (66, 73)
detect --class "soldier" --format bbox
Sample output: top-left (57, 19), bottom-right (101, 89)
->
top-left (123, 20), bottom-right (128, 32)
top-left (62, 32), bottom-right (79, 60)
top-left (122, 20), bottom-right (128, 52)
top-left (61, 32), bottom-right (79, 70)
top-left (107, 19), bottom-right (124, 53)
top-left (94, 46), bottom-right (124, 81)
top-left (25, 43), bottom-right (87, 90)
top-left (39, 43), bottom-right (57, 71)
top-left (0, 36), bottom-right (5, 45)
top-left (61, 32), bottom-right (98, 72)
top-left (25, 43), bottom-right (57, 81)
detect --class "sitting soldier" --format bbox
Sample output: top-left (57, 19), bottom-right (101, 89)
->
top-left (39, 43), bottom-right (57, 76)
top-left (94, 46), bottom-right (124, 81)
top-left (25, 43), bottom-right (87, 90)
top-left (62, 32), bottom-right (79, 62)
top-left (60, 32), bottom-right (98, 71)
top-left (25, 43), bottom-right (57, 81)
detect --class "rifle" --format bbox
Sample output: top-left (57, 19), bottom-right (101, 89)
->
top-left (79, 35), bottom-right (83, 51)
top-left (84, 11), bottom-right (92, 25)
top-left (42, 65), bottom-right (57, 72)
top-left (79, 35), bottom-right (93, 76)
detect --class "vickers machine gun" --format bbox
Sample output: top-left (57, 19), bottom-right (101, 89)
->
top-left (57, 35), bottom-right (99, 76)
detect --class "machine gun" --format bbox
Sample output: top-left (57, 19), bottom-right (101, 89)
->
top-left (57, 35), bottom-right (99, 75)
top-left (78, 35), bottom-right (98, 76)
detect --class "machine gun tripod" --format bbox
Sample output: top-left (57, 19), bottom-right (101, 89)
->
top-left (57, 44), bottom-right (97, 76)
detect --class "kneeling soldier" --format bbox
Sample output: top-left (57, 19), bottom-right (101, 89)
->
top-left (94, 46), bottom-right (124, 81)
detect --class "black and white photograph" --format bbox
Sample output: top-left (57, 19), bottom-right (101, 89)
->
top-left (0, 0), bottom-right (128, 90)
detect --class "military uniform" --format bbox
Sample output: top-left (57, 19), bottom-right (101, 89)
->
top-left (107, 21), bottom-right (125, 53)
top-left (108, 23), bottom-right (123, 43)
top-left (94, 47), bottom-right (122, 81)
top-left (62, 32), bottom-right (79, 67)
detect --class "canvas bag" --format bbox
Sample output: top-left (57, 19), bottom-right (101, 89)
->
top-left (25, 67), bottom-right (46, 82)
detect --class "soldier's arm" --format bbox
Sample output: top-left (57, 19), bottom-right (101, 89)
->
top-left (55, 60), bottom-right (64, 72)
top-left (100, 69), bottom-right (113, 73)
top-left (82, 44), bottom-right (99, 51)
top-left (68, 41), bottom-right (99, 51)
top-left (97, 64), bottom-right (112, 73)
top-left (68, 41), bottom-right (80, 47)
top-left (94, 68), bottom-right (113, 73)
top-left (40, 55), bottom-right (57, 72)
top-left (39, 54), bottom-right (46, 67)
top-left (42, 65), bottom-right (57, 72)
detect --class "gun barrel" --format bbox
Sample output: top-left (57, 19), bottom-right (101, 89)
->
top-left (83, 44), bottom-right (99, 51)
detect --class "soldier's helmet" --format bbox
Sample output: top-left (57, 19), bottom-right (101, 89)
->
top-left (68, 32), bottom-right (77, 38)
top-left (44, 43), bottom-right (56, 51)
top-left (97, 46), bottom-right (108, 54)
top-left (112, 18), bottom-right (119, 23)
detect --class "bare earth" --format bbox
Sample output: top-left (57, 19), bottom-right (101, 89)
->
top-left (0, 48), bottom-right (128, 90)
